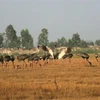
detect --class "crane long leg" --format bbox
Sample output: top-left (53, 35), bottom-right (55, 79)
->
top-left (86, 59), bottom-right (92, 66)
top-left (23, 60), bottom-right (27, 68)
top-left (12, 61), bottom-right (15, 68)
top-left (96, 58), bottom-right (98, 62)
top-left (68, 58), bottom-right (71, 63)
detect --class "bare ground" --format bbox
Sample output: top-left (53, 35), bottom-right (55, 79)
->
top-left (0, 57), bottom-right (100, 100)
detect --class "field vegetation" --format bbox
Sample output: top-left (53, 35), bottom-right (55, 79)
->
top-left (0, 55), bottom-right (100, 100)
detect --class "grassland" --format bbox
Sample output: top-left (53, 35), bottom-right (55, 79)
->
top-left (0, 56), bottom-right (100, 100)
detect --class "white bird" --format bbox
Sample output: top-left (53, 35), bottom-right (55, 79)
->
top-left (58, 47), bottom-right (71, 59)
top-left (38, 45), bottom-right (54, 59)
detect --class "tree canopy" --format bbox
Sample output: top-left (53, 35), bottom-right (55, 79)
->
top-left (0, 24), bottom-right (100, 50)
top-left (20, 29), bottom-right (34, 49)
top-left (38, 28), bottom-right (49, 46)
top-left (72, 33), bottom-right (81, 47)
top-left (57, 37), bottom-right (68, 47)
top-left (95, 40), bottom-right (100, 46)
top-left (0, 33), bottom-right (3, 47)
top-left (5, 24), bottom-right (18, 48)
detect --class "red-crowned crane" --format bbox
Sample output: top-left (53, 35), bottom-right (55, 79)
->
top-left (38, 45), bottom-right (54, 58)
top-left (37, 45), bottom-right (54, 64)
top-left (0, 48), bottom-right (15, 68)
top-left (58, 47), bottom-right (71, 59)
top-left (53, 46), bottom-right (73, 62)
top-left (42, 45), bottom-right (54, 59)
top-left (62, 53), bottom-right (73, 62)
top-left (17, 54), bottom-right (29, 68)
top-left (78, 52), bottom-right (92, 66)
top-left (95, 53), bottom-right (100, 62)
top-left (28, 53), bottom-right (42, 67)
top-left (53, 44), bottom-right (59, 59)
top-left (3, 55), bottom-right (15, 68)
top-left (0, 55), bottom-right (4, 67)
top-left (53, 45), bottom-right (72, 62)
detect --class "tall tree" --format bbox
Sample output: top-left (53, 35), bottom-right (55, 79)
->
top-left (38, 28), bottom-right (49, 46)
top-left (80, 40), bottom-right (88, 48)
top-left (5, 24), bottom-right (18, 48)
top-left (21, 29), bottom-right (34, 49)
top-left (57, 37), bottom-right (68, 47)
top-left (95, 40), bottom-right (100, 46)
top-left (0, 33), bottom-right (3, 47)
top-left (87, 41), bottom-right (94, 46)
top-left (68, 39), bottom-right (74, 48)
top-left (72, 33), bottom-right (81, 47)
top-left (16, 36), bottom-right (21, 48)
top-left (48, 41), bottom-right (57, 49)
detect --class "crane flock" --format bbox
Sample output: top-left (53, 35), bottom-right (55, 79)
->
top-left (0, 45), bottom-right (99, 68)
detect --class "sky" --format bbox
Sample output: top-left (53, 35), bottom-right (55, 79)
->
top-left (0, 0), bottom-right (100, 45)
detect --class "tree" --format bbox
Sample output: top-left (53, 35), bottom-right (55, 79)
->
top-left (0, 33), bottom-right (3, 47)
top-left (57, 37), bottom-right (68, 47)
top-left (38, 28), bottom-right (49, 46)
top-left (16, 36), bottom-right (21, 48)
top-left (48, 41), bottom-right (57, 49)
top-left (80, 40), bottom-right (88, 48)
top-left (87, 41), bottom-right (94, 46)
top-left (21, 29), bottom-right (34, 49)
top-left (95, 40), bottom-right (100, 46)
top-left (5, 24), bottom-right (18, 48)
top-left (72, 33), bottom-right (81, 47)
top-left (68, 39), bottom-right (74, 48)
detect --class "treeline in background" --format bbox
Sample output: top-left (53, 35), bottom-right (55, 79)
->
top-left (0, 24), bottom-right (100, 53)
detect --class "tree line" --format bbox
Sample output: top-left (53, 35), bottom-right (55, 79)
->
top-left (0, 24), bottom-right (100, 49)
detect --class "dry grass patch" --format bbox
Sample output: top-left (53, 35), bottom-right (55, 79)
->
top-left (0, 57), bottom-right (100, 100)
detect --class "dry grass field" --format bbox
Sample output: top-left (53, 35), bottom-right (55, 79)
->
top-left (0, 56), bottom-right (100, 100)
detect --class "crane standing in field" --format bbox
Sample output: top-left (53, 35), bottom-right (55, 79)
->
top-left (17, 54), bottom-right (29, 68)
top-left (62, 53), bottom-right (73, 62)
top-left (0, 55), bottom-right (4, 67)
top-left (41, 45), bottom-right (54, 59)
top-left (78, 52), bottom-right (92, 66)
top-left (53, 44), bottom-right (59, 59)
top-left (16, 47), bottom-right (37, 68)
top-left (3, 55), bottom-right (15, 68)
top-left (95, 53), bottom-right (100, 62)
top-left (53, 44), bottom-right (72, 60)
top-left (0, 48), bottom-right (15, 68)
top-left (28, 53), bottom-right (42, 67)
top-left (0, 54), bottom-right (15, 68)
top-left (37, 45), bottom-right (54, 63)
top-left (58, 47), bottom-right (71, 59)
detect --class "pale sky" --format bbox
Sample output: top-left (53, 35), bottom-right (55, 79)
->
top-left (0, 0), bottom-right (100, 45)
